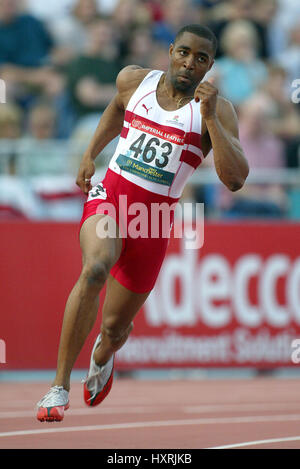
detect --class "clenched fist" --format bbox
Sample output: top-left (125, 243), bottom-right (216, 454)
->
top-left (194, 77), bottom-right (218, 121)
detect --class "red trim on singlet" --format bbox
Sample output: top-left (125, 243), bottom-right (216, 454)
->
top-left (185, 131), bottom-right (202, 149)
top-left (124, 111), bottom-right (202, 152)
top-left (179, 103), bottom-right (202, 169)
top-left (120, 126), bottom-right (129, 139)
top-left (125, 110), bottom-right (185, 141)
top-left (179, 150), bottom-right (202, 169)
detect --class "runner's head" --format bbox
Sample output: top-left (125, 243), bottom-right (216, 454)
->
top-left (168, 24), bottom-right (217, 92)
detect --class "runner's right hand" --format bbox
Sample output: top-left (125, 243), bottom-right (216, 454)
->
top-left (76, 157), bottom-right (95, 195)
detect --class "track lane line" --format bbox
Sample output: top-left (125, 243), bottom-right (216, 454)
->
top-left (2, 402), bottom-right (300, 419)
top-left (1, 414), bottom-right (300, 438)
top-left (207, 435), bottom-right (300, 449)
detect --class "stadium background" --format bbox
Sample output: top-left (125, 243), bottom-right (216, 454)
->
top-left (0, 0), bottom-right (300, 375)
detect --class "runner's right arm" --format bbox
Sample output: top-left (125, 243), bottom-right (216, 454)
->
top-left (76, 65), bottom-right (150, 194)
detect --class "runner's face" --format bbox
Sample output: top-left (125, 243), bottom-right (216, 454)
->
top-left (169, 32), bottom-right (215, 92)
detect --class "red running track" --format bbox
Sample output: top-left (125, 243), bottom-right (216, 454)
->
top-left (0, 378), bottom-right (300, 449)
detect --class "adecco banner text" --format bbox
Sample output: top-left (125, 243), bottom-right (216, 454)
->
top-left (0, 222), bottom-right (299, 369)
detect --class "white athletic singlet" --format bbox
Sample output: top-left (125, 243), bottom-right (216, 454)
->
top-left (108, 70), bottom-right (204, 199)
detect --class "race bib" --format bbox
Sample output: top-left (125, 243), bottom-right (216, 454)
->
top-left (117, 131), bottom-right (181, 186)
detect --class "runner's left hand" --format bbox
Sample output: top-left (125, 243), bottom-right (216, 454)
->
top-left (194, 77), bottom-right (218, 121)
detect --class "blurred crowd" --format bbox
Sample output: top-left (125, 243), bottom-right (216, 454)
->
top-left (0, 0), bottom-right (299, 220)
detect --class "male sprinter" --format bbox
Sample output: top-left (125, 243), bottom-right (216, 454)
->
top-left (36, 24), bottom-right (248, 421)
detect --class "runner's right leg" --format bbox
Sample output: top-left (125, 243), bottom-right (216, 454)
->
top-left (36, 214), bottom-right (122, 421)
top-left (53, 214), bottom-right (123, 391)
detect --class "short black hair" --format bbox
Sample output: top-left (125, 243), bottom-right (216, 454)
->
top-left (174, 24), bottom-right (218, 56)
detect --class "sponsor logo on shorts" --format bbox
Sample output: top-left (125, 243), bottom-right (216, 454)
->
top-left (88, 183), bottom-right (107, 202)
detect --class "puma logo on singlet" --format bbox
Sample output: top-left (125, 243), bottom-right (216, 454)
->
top-left (142, 104), bottom-right (152, 114)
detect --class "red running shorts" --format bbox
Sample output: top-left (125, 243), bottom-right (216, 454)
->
top-left (79, 168), bottom-right (179, 293)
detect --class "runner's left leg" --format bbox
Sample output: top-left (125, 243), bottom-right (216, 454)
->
top-left (93, 274), bottom-right (151, 366)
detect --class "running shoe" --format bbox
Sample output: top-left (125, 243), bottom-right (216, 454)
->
top-left (36, 385), bottom-right (69, 422)
top-left (83, 334), bottom-right (114, 407)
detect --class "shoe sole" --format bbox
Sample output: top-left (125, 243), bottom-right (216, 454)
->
top-left (37, 403), bottom-right (70, 422)
top-left (84, 367), bottom-right (114, 407)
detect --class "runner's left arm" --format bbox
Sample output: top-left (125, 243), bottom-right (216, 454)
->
top-left (195, 79), bottom-right (249, 191)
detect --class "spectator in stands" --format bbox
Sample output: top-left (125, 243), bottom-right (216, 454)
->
top-left (152, 0), bottom-right (196, 47)
top-left (0, 0), bottom-right (65, 111)
top-left (97, 0), bottom-right (119, 15)
top-left (255, 64), bottom-right (300, 168)
top-left (145, 0), bottom-right (164, 23)
top-left (251, 0), bottom-right (278, 58)
top-left (25, 0), bottom-right (75, 21)
top-left (268, 0), bottom-right (300, 59)
top-left (0, 0), bottom-right (53, 67)
top-left (67, 18), bottom-right (121, 118)
top-left (209, 20), bottom-right (268, 106)
top-left (27, 103), bottom-right (57, 141)
top-left (207, 0), bottom-right (279, 59)
top-left (276, 19), bottom-right (300, 87)
top-left (0, 103), bottom-right (23, 175)
top-left (25, 0), bottom-right (118, 19)
top-left (123, 27), bottom-right (153, 68)
top-left (48, 0), bottom-right (101, 66)
top-left (112, 0), bottom-right (151, 59)
top-left (17, 103), bottom-right (70, 176)
top-left (218, 96), bottom-right (288, 218)
top-left (0, 103), bottom-right (22, 140)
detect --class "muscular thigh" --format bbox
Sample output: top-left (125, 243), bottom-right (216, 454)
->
top-left (102, 274), bottom-right (151, 331)
top-left (80, 214), bottom-right (123, 269)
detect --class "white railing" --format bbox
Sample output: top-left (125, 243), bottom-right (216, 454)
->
top-left (0, 139), bottom-right (299, 220)
top-left (190, 167), bottom-right (300, 186)
top-left (0, 139), bottom-right (299, 184)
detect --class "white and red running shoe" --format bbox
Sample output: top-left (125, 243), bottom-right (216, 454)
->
top-left (36, 386), bottom-right (69, 422)
top-left (83, 334), bottom-right (114, 407)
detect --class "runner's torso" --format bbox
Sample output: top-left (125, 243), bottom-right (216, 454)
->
top-left (109, 69), bottom-right (204, 200)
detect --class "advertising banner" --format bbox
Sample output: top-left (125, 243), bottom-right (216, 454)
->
top-left (0, 222), bottom-right (300, 370)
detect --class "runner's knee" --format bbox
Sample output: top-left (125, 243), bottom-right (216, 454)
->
top-left (81, 260), bottom-right (111, 288)
top-left (102, 320), bottom-right (133, 347)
